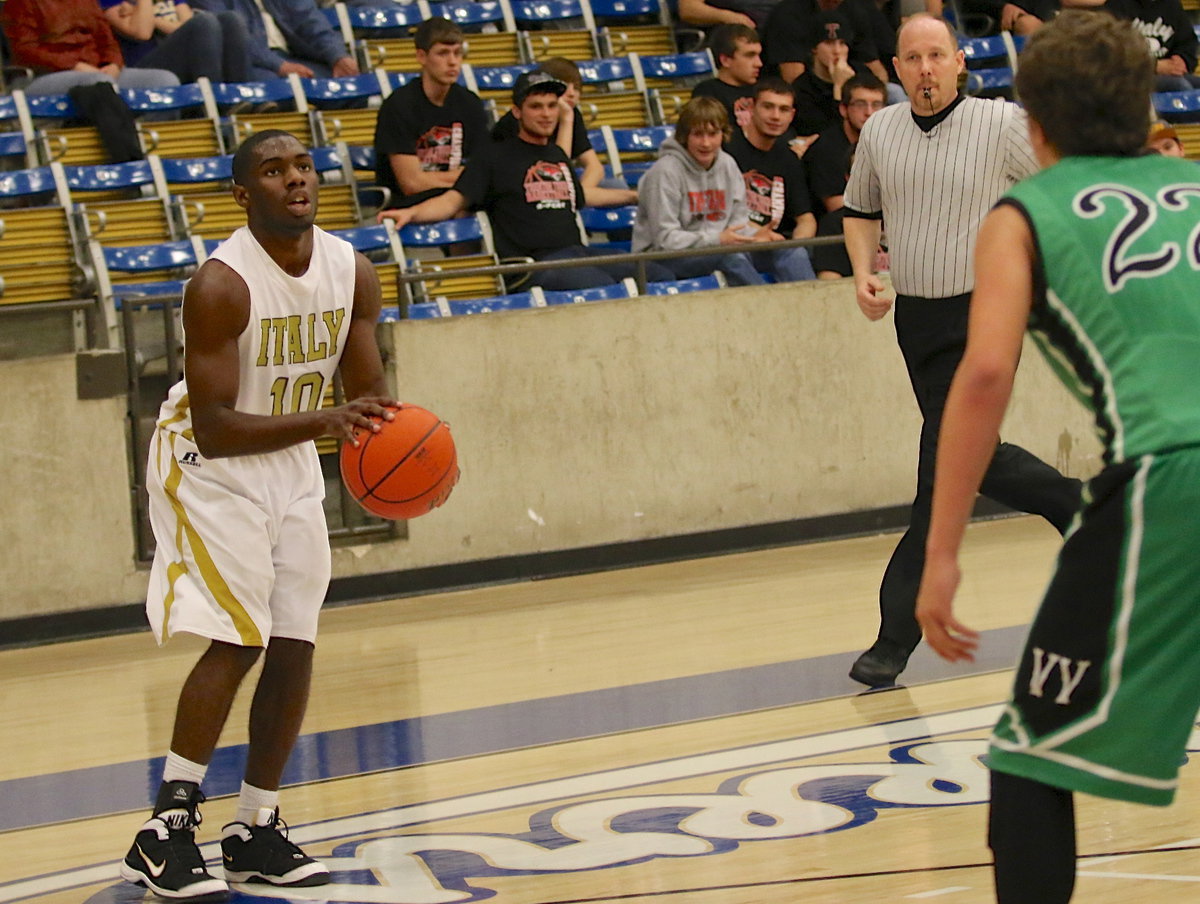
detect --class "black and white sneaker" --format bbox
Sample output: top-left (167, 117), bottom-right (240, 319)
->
top-left (221, 807), bottom-right (330, 887)
top-left (120, 783), bottom-right (229, 902)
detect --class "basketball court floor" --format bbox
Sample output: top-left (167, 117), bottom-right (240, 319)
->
top-left (5, 516), bottom-right (1200, 904)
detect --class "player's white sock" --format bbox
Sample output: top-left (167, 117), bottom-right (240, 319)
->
top-left (162, 751), bottom-right (207, 786)
top-left (235, 782), bottom-right (279, 827)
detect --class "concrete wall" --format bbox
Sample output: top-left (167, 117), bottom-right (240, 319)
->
top-left (0, 279), bottom-right (1103, 622)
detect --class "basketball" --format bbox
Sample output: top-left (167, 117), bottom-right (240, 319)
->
top-left (340, 404), bottom-right (459, 520)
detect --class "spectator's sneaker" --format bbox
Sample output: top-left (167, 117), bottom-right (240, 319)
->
top-left (849, 638), bottom-right (912, 688)
top-left (120, 783), bottom-right (229, 902)
top-left (221, 807), bottom-right (330, 887)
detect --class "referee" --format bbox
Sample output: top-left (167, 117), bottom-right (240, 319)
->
top-left (841, 13), bottom-right (1082, 688)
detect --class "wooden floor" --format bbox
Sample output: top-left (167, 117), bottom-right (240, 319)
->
top-left (5, 516), bottom-right (1200, 904)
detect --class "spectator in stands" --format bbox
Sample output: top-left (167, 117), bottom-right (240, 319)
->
top-left (377, 71), bottom-right (674, 291)
top-left (959, 0), bottom-right (1053, 35)
top-left (373, 18), bottom-right (488, 211)
top-left (1, 0), bottom-right (179, 94)
top-left (677, 0), bottom-right (779, 30)
top-left (632, 96), bottom-right (767, 286)
top-left (763, 0), bottom-right (897, 89)
top-left (690, 24), bottom-right (763, 131)
top-left (725, 78), bottom-right (818, 281)
top-left (789, 8), bottom-right (874, 135)
top-left (1148, 120), bottom-right (1188, 157)
top-left (191, 0), bottom-right (357, 80)
top-left (804, 71), bottom-right (886, 215)
top-left (99, 0), bottom-right (248, 84)
top-left (1062, 0), bottom-right (1200, 92)
top-left (492, 57), bottom-right (638, 207)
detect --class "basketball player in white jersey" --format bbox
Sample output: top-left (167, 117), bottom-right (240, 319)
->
top-left (120, 130), bottom-right (397, 902)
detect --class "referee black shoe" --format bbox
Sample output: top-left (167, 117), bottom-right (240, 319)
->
top-left (221, 807), bottom-right (330, 887)
top-left (849, 639), bottom-right (911, 688)
top-left (120, 782), bottom-right (229, 902)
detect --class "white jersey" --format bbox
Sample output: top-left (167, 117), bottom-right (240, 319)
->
top-left (844, 96), bottom-right (1038, 299)
top-left (158, 225), bottom-right (357, 438)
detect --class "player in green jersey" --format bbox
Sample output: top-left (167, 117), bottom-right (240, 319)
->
top-left (914, 10), bottom-right (1200, 903)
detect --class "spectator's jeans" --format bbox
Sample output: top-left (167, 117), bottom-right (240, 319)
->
top-left (138, 11), bottom-right (250, 84)
top-left (664, 251), bottom-right (765, 287)
top-left (1156, 73), bottom-right (1200, 93)
top-left (749, 246), bottom-right (816, 283)
top-left (532, 246), bottom-right (674, 291)
top-left (24, 67), bottom-right (180, 96)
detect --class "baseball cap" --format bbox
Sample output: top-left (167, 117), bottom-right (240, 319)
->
top-left (805, 9), bottom-right (857, 48)
top-left (1148, 121), bottom-right (1180, 144)
top-left (512, 70), bottom-right (567, 106)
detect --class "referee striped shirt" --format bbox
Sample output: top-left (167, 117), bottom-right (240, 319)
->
top-left (844, 96), bottom-right (1038, 299)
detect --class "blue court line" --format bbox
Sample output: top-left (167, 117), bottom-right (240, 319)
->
top-left (0, 627), bottom-right (1026, 833)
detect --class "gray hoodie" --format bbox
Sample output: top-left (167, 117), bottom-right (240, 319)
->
top-left (631, 137), bottom-right (751, 253)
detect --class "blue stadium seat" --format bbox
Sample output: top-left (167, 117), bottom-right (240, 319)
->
top-left (637, 51), bottom-right (714, 85)
top-left (538, 279), bottom-right (638, 305)
top-left (646, 273), bottom-right (727, 294)
top-left (300, 72), bottom-right (387, 108)
top-left (444, 292), bottom-right (538, 315)
top-left (1154, 90), bottom-right (1200, 121)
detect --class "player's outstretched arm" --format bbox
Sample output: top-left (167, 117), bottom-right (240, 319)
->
top-left (917, 205), bottom-right (1034, 661)
top-left (183, 259), bottom-right (395, 458)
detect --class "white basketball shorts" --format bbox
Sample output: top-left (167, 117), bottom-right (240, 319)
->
top-left (144, 428), bottom-right (332, 647)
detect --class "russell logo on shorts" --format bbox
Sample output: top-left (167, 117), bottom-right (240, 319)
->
top-left (180, 452), bottom-right (201, 468)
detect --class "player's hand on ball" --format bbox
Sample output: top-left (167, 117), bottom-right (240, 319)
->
top-left (327, 397), bottom-right (399, 446)
top-left (855, 275), bottom-right (894, 321)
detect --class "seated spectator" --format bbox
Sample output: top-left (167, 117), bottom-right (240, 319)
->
top-left (1062, 0), bottom-right (1199, 92)
top-left (631, 97), bottom-right (767, 287)
top-left (959, 0), bottom-right (1053, 35)
top-left (1147, 121), bottom-right (1188, 158)
top-left (724, 78), bottom-right (817, 281)
top-left (99, 0), bottom-right (248, 84)
top-left (191, 0), bottom-right (357, 80)
top-left (690, 24), bottom-right (763, 131)
top-left (492, 57), bottom-right (638, 206)
top-left (374, 18), bottom-right (488, 211)
top-left (677, 0), bottom-right (779, 31)
top-left (763, 0), bottom-right (896, 87)
top-left (1, 0), bottom-right (178, 95)
top-left (804, 71), bottom-right (885, 214)
top-left (378, 71), bottom-right (674, 292)
top-left (790, 9), bottom-right (869, 135)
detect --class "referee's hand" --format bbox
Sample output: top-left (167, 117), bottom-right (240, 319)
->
top-left (855, 274), bottom-right (894, 321)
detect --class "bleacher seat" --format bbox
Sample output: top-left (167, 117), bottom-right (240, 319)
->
top-left (577, 56), bottom-right (642, 95)
top-left (592, 0), bottom-right (684, 56)
top-left (398, 213), bottom-right (508, 303)
top-left (637, 51), bottom-right (715, 91)
top-left (646, 273), bottom-right (727, 294)
top-left (579, 204), bottom-right (636, 252)
top-left (67, 158), bottom-right (177, 247)
top-left (537, 278), bottom-right (638, 304)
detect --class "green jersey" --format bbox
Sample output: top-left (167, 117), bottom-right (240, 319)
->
top-left (1002, 155), bottom-right (1200, 465)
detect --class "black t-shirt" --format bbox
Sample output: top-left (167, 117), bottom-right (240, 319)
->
top-left (804, 124), bottom-right (852, 215)
top-left (372, 79), bottom-right (489, 207)
top-left (491, 108), bottom-right (593, 159)
top-left (724, 130), bottom-right (812, 236)
top-left (812, 207), bottom-right (851, 277)
top-left (791, 69), bottom-right (854, 136)
top-left (454, 136), bottom-right (586, 260)
top-left (690, 79), bottom-right (756, 133)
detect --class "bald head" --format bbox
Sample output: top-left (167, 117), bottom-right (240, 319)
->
top-left (893, 14), bottom-right (964, 113)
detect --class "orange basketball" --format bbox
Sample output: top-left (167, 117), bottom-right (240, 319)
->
top-left (340, 404), bottom-right (459, 520)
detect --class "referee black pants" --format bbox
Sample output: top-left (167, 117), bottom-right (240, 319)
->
top-left (878, 294), bottom-right (1083, 653)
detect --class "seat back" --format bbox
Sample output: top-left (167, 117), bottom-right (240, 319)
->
top-left (0, 206), bottom-right (84, 306)
top-left (576, 92), bottom-right (655, 129)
